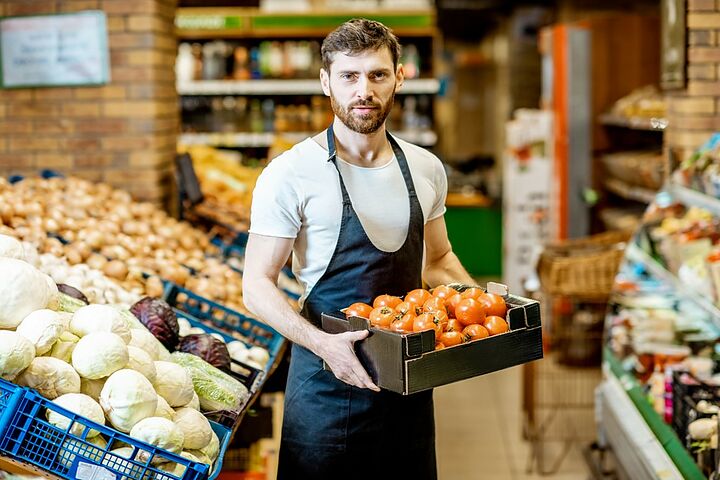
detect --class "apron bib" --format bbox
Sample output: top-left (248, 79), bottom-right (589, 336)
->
top-left (277, 125), bottom-right (437, 480)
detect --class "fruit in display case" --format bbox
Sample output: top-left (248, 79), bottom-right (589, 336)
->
top-left (345, 285), bottom-right (510, 350)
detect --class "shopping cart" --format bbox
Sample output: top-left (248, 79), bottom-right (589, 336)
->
top-left (524, 230), bottom-right (631, 475)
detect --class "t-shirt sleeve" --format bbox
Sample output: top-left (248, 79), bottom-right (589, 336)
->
top-left (427, 155), bottom-right (447, 221)
top-left (248, 156), bottom-right (303, 239)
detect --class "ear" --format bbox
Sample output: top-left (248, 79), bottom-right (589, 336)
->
top-left (395, 64), bottom-right (405, 91)
top-left (320, 68), bottom-right (331, 97)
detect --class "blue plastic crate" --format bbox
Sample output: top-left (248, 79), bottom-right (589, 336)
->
top-left (7, 170), bottom-right (64, 184)
top-left (163, 284), bottom-right (285, 367)
top-left (0, 389), bottom-right (231, 480)
top-left (0, 378), bottom-right (26, 442)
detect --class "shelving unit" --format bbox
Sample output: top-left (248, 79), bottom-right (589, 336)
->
top-left (598, 113), bottom-right (668, 132)
top-left (177, 78), bottom-right (440, 96)
top-left (603, 177), bottom-right (657, 205)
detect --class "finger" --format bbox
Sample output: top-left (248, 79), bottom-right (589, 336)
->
top-left (345, 329), bottom-right (369, 342)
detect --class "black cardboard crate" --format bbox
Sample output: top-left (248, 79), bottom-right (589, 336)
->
top-left (321, 285), bottom-right (543, 395)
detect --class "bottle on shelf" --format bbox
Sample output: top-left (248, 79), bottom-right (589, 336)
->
top-left (233, 46), bottom-right (251, 80)
top-left (401, 44), bottom-right (420, 79)
top-left (176, 43), bottom-right (195, 84)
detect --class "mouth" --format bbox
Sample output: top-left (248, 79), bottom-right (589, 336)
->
top-left (351, 106), bottom-right (378, 115)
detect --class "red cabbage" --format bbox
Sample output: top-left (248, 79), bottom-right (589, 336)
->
top-left (178, 334), bottom-right (231, 370)
top-left (130, 297), bottom-right (179, 350)
top-left (56, 284), bottom-right (89, 304)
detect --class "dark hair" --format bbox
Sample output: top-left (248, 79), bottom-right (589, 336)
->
top-left (321, 18), bottom-right (402, 72)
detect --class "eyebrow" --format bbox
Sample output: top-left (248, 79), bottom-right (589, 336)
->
top-left (336, 68), bottom-right (392, 75)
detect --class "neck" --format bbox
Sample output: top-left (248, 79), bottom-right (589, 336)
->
top-left (332, 118), bottom-right (390, 167)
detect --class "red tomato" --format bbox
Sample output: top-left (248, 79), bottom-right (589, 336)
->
top-left (462, 324), bottom-right (489, 342)
top-left (405, 289), bottom-right (432, 308)
top-left (390, 313), bottom-right (415, 333)
top-left (373, 294), bottom-right (402, 309)
top-left (345, 302), bottom-right (373, 319)
top-left (455, 298), bottom-right (486, 326)
top-left (423, 296), bottom-right (447, 314)
top-left (477, 293), bottom-right (507, 318)
top-left (431, 285), bottom-right (457, 300)
top-left (445, 318), bottom-right (464, 333)
top-left (460, 287), bottom-right (484, 300)
top-left (439, 330), bottom-right (463, 347)
top-left (446, 293), bottom-right (463, 317)
top-left (369, 306), bottom-right (397, 329)
top-left (483, 315), bottom-right (509, 336)
top-left (413, 313), bottom-right (442, 340)
top-left (396, 301), bottom-right (422, 316)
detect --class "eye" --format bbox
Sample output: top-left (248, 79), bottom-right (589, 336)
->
top-left (372, 72), bottom-right (387, 80)
top-left (340, 73), bottom-right (355, 80)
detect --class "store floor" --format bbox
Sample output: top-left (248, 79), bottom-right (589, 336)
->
top-left (434, 363), bottom-right (594, 480)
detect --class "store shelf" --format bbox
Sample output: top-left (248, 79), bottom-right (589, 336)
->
top-left (598, 365), bottom-right (694, 479)
top-left (604, 177), bottom-right (658, 204)
top-left (668, 183), bottom-right (720, 217)
top-left (626, 242), bottom-right (720, 326)
top-left (177, 78), bottom-right (440, 96)
top-left (179, 129), bottom-right (437, 148)
top-left (175, 8), bottom-right (436, 39)
top-left (599, 113), bottom-right (668, 131)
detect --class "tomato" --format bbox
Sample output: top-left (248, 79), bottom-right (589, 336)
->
top-left (445, 318), bottom-right (464, 333)
top-left (396, 301), bottom-right (422, 316)
top-left (423, 296), bottom-right (447, 314)
top-left (373, 294), bottom-right (402, 309)
top-left (431, 285), bottom-right (457, 300)
top-left (484, 315), bottom-right (509, 336)
top-left (405, 289), bottom-right (432, 308)
top-left (446, 293), bottom-right (463, 317)
top-left (455, 298), bottom-right (486, 326)
top-left (477, 293), bottom-right (507, 318)
top-left (435, 342), bottom-right (446, 351)
top-left (439, 330), bottom-right (463, 347)
top-left (413, 313), bottom-right (442, 340)
top-left (462, 324), bottom-right (489, 342)
top-left (345, 302), bottom-right (373, 319)
top-left (369, 306), bottom-right (397, 329)
top-left (390, 313), bottom-right (415, 333)
top-left (460, 287), bottom-right (484, 300)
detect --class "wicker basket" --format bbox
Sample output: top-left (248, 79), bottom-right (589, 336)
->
top-left (537, 230), bottom-right (632, 297)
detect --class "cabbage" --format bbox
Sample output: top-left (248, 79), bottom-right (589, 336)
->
top-left (173, 407), bottom-right (212, 450)
top-left (0, 234), bottom-right (25, 260)
top-left (17, 357), bottom-right (80, 399)
top-left (127, 346), bottom-right (157, 384)
top-left (70, 304), bottom-right (131, 343)
top-left (178, 334), bottom-right (231, 370)
top-left (183, 392), bottom-right (200, 411)
top-left (80, 377), bottom-right (106, 401)
top-left (158, 451), bottom-right (201, 477)
top-left (200, 430), bottom-right (220, 461)
top-left (129, 417), bottom-right (184, 454)
top-left (72, 332), bottom-right (129, 380)
top-left (49, 331), bottom-right (80, 363)
top-left (130, 297), bottom-right (179, 351)
top-left (129, 328), bottom-right (161, 361)
top-left (0, 258), bottom-right (58, 328)
top-left (46, 393), bottom-right (105, 437)
top-left (171, 352), bottom-right (250, 412)
top-left (153, 361), bottom-right (194, 407)
top-left (155, 395), bottom-right (175, 420)
top-left (186, 449), bottom-right (212, 466)
top-left (16, 309), bottom-right (65, 355)
top-left (0, 331), bottom-right (35, 380)
top-left (100, 369), bottom-right (157, 432)
top-left (56, 284), bottom-right (89, 305)
top-left (55, 292), bottom-right (87, 314)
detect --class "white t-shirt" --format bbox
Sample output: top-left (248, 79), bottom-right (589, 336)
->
top-left (249, 136), bottom-right (447, 305)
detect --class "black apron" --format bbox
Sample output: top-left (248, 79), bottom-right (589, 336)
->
top-left (277, 125), bottom-right (437, 480)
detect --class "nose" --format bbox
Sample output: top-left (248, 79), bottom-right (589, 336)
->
top-left (356, 75), bottom-right (373, 100)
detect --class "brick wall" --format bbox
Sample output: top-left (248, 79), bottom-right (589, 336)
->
top-left (0, 0), bottom-right (178, 204)
top-left (665, 0), bottom-right (720, 164)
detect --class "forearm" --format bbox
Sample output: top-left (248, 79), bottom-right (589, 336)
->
top-left (423, 250), bottom-right (475, 288)
top-left (243, 276), bottom-right (329, 357)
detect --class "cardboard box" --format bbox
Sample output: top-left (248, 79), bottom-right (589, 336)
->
top-left (321, 284), bottom-right (543, 395)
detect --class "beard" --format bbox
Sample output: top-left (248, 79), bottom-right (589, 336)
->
top-left (329, 88), bottom-right (395, 134)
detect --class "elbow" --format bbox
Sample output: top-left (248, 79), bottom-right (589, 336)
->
top-left (242, 276), bottom-right (261, 315)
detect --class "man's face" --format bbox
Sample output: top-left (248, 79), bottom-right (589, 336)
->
top-left (321, 47), bottom-right (403, 134)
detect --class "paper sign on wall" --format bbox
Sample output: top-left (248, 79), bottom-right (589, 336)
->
top-left (0, 10), bottom-right (110, 88)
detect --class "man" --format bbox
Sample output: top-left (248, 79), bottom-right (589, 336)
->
top-left (242, 18), bottom-right (475, 479)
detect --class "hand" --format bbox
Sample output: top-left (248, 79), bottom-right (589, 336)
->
top-left (317, 330), bottom-right (380, 392)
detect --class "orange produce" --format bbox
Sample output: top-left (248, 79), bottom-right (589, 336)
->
top-left (413, 313), bottom-right (442, 340)
top-left (478, 293), bottom-right (507, 318)
top-left (390, 313), bottom-right (415, 333)
top-left (484, 316), bottom-right (509, 336)
top-left (455, 298), bottom-right (486, 326)
top-left (423, 296), bottom-right (447, 314)
top-left (373, 294), bottom-right (402, 309)
top-left (396, 301), bottom-right (422, 317)
top-left (445, 318), bottom-right (464, 333)
top-left (431, 285), bottom-right (457, 300)
top-left (369, 306), bottom-right (397, 328)
top-left (345, 302), bottom-right (373, 319)
top-left (460, 287), bottom-right (484, 300)
top-left (446, 293), bottom-right (463, 317)
top-left (462, 324), bottom-right (489, 341)
top-left (439, 330), bottom-right (463, 347)
top-left (435, 343), bottom-right (446, 351)
top-left (405, 288), bottom-right (432, 308)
